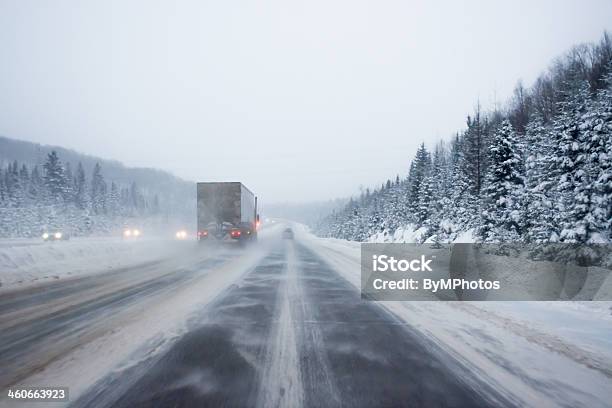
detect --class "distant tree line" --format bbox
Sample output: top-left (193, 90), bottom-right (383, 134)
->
top-left (317, 33), bottom-right (612, 245)
top-left (0, 151), bottom-right (161, 236)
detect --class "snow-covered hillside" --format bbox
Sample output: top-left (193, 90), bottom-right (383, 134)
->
top-left (317, 34), bottom-right (611, 249)
top-left (0, 138), bottom-right (195, 238)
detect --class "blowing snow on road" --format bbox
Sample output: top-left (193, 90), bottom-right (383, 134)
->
top-left (0, 225), bottom-right (610, 408)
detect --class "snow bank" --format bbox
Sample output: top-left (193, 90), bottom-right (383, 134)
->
top-left (370, 224), bottom-right (429, 243)
top-left (368, 222), bottom-right (476, 244)
top-left (0, 237), bottom-right (190, 291)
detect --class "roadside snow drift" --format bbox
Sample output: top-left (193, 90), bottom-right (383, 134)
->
top-left (0, 237), bottom-right (191, 291)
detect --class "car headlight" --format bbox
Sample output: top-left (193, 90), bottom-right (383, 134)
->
top-left (54, 232), bottom-right (62, 239)
top-left (42, 233), bottom-right (49, 239)
top-left (133, 229), bottom-right (141, 237)
top-left (124, 229), bottom-right (132, 237)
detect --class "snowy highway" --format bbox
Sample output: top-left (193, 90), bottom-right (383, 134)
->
top-left (2, 3), bottom-right (611, 407)
top-left (0, 226), bottom-right (611, 407)
top-left (72, 241), bottom-right (504, 408)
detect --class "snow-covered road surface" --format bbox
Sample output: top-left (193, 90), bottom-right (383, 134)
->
top-left (0, 226), bottom-right (610, 407)
top-left (71, 239), bottom-right (504, 408)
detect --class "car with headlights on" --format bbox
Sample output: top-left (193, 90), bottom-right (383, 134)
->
top-left (175, 229), bottom-right (189, 240)
top-left (123, 228), bottom-right (142, 238)
top-left (42, 231), bottom-right (70, 241)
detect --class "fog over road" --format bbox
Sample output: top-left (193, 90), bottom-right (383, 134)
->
top-left (0, 226), bottom-right (609, 408)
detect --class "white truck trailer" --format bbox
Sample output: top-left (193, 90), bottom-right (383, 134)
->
top-left (196, 182), bottom-right (259, 243)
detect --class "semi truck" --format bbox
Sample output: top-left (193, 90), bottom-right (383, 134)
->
top-left (196, 182), bottom-right (259, 243)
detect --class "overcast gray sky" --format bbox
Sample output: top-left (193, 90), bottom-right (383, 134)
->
top-left (1, 0), bottom-right (611, 202)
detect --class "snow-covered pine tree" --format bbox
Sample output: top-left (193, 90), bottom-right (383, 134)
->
top-left (448, 133), bottom-right (476, 230)
top-left (28, 166), bottom-right (43, 203)
top-left (5, 161), bottom-right (23, 207)
top-left (523, 117), bottom-right (559, 243)
top-left (0, 167), bottom-right (5, 205)
top-left (74, 162), bottom-right (88, 210)
top-left (594, 70), bottom-right (612, 241)
top-left (379, 177), bottom-right (403, 236)
top-left (129, 182), bottom-right (140, 215)
top-left (19, 164), bottom-right (29, 183)
top-left (579, 71), bottom-right (612, 242)
top-left (428, 142), bottom-right (450, 239)
top-left (108, 181), bottom-right (120, 216)
top-left (462, 106), bottom-right (489, 198)
top-left (479, 120), bottom-right (524, 242)
top-left (90, 163), bottom-right (107, 215)
top-left (363, 192), bottom-right (383, 238)
top-left (43, 151), bottom-right (68, 204)
top-left (64, 162), bottom-right (74, 204)
top-left (18, 163), bottom-right (30, 206)
top-left (554, 82), bottom-right (592, 243)
top-left (407, 143), bottom-right (431, 218)
top-left (416, 172), bottom-right (434, 227)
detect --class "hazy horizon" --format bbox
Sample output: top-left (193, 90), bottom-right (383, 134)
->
top-left (1, 0), bottom-right (612, 202)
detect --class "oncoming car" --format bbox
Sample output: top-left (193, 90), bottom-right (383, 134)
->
top-left (42, 231), bottom-right (70, 241)
top-left (175, 230), bottom-right (188, 240)
top-left (123, 228), bottom-right (142, 238)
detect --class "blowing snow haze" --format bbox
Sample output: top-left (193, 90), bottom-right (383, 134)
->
top-left (0, 1), bottom-right (611, 202)
top-left (1, 2), bottom-right (612, 408)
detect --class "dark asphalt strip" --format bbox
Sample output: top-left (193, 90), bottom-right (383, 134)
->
top-left (294, 243), bottom-right (512, 408)
top-left (72, 240), bottom-right (515, 408)
top-left (72, 247), bottom-right (286, 408)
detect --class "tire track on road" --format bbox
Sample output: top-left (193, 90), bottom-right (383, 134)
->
top-left (88, 244), bottom-right (284, 408)
top-left (256, 242), bottom-right (305, 408)
top-left (294, 243), bottom-right (510, 408)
